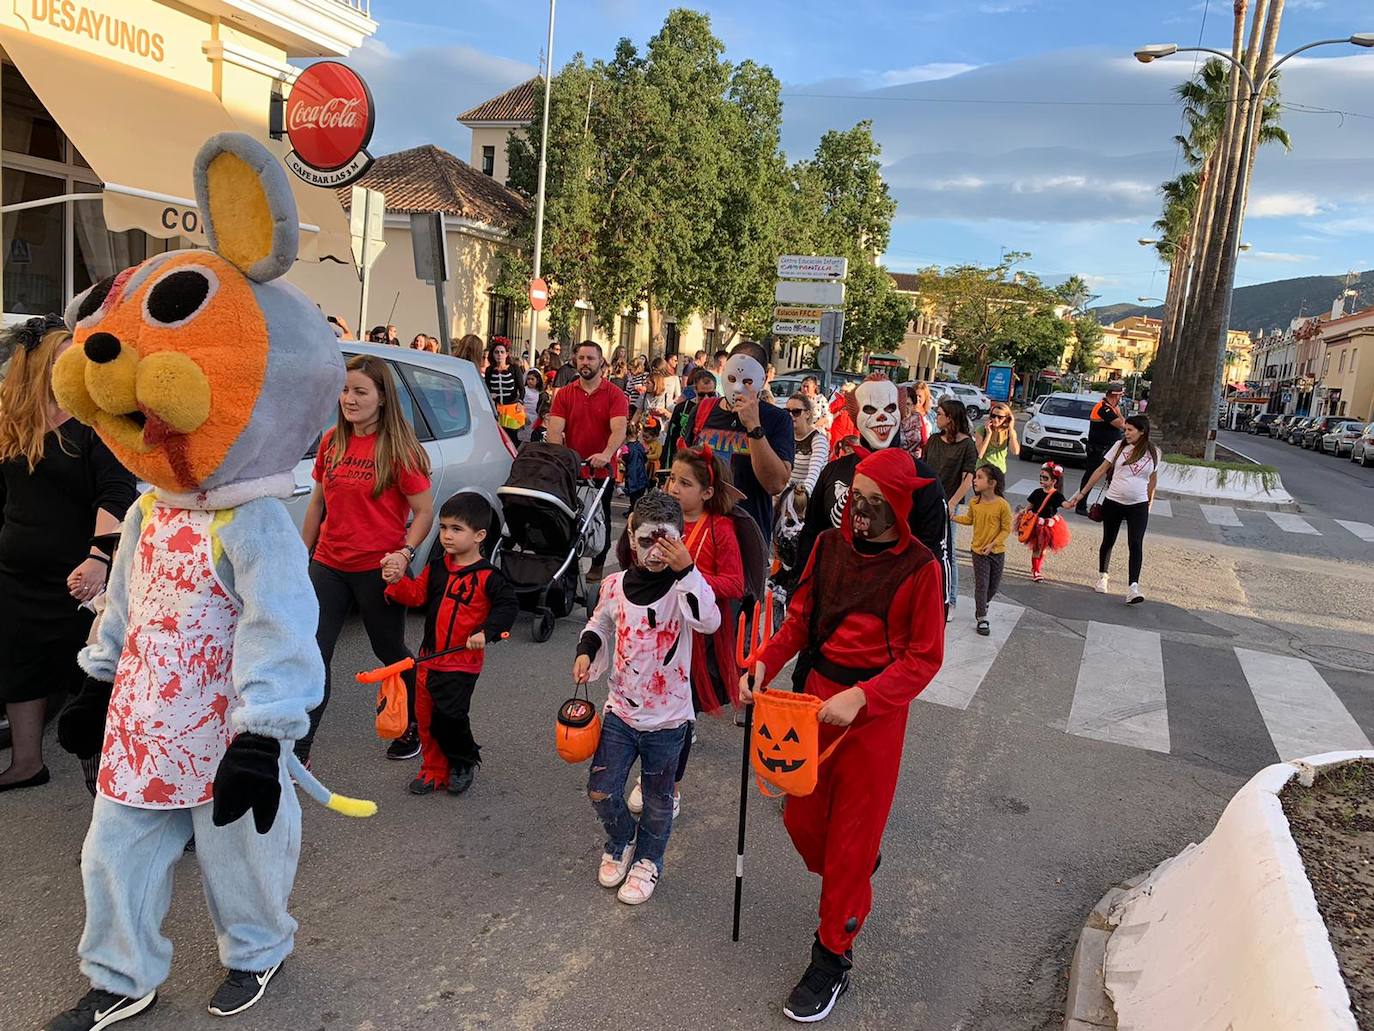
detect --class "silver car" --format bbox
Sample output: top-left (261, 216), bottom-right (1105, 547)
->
top-left (285, 343), bottom-right (516, 572)
top-left (1351, 422), bottom-right (1374, 468)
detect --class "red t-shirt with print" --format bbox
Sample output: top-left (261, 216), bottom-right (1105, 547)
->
top-left (312, 430), bottom-right (431, 572)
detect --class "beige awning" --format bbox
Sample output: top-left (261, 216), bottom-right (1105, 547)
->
top-left (0, 27), bottom-right (350, 264)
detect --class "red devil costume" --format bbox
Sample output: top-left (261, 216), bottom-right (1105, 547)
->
top-left (754, 447), bottom-right (945, 1017)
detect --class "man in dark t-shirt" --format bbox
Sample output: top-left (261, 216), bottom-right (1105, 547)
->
top-left (684, 340), bottom-right (793, 546)
top-left (1077, 382), bottom-right (1126, 514)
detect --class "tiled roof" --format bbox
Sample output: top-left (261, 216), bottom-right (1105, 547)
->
top-left (457, 77), bottom-right (542, 124)
top-left (890, 272), bottom-right (920, 293)
top-left (336, 145), bottom-right (528, 230)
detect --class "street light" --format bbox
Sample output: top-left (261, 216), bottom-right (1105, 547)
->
top-left (1138, 296), bottom-right (1166, 304)
top-left (1138, 238), bottom-right (1159, 246)
top-left (1132, 32), bottom-right (1371, 457)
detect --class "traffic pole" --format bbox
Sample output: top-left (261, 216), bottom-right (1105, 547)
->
top-left (527, 0), bottom-right (556, 369)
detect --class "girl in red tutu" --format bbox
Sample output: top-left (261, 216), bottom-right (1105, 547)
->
top-left (1019, 461), bottom-right (1071, 582)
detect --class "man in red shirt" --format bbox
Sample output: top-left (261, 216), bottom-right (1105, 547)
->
top-left (547, 341), bottom-right (629, 580)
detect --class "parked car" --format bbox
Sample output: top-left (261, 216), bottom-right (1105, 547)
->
top-left (284, 343), bottom-right (516, 573)
top-left (938, 382), bottom-right (994, 420)
top-left (1270, 414), bottom-right (1297, 441)
top-left (1284, 417), bottom-right (1313, 444)
top-left (1247, 412), bottom-right (1280, 436)
top-left (1351, 422), bottom-right (1374, 467)
top-left (1321, 418), bottom-right (1367, 456)
top-left (1301, 415), bottom-right (1351, 450)
top-left (1021, 391), bottom-right (1103, 465)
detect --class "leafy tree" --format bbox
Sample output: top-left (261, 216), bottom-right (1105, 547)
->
top-left (1067, 317), bottom-right (1102, 375)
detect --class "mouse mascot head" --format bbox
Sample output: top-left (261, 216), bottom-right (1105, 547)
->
top-left (53, 134), bottom-right (342, 495)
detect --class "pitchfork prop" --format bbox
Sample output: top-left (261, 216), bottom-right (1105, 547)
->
top-left (355, 633), bottom-right (510, 689)
top-left (732, 588), bottom-right (774, 942)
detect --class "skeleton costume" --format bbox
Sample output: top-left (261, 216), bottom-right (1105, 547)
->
top-left (795, 376), bottom-right (951, 610)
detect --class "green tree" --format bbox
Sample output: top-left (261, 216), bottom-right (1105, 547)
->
top-left (1066, 317), bottom-right (1102, 375)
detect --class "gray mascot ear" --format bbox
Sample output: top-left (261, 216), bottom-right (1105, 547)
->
top-left (192, 132), bottom-right (299, 283)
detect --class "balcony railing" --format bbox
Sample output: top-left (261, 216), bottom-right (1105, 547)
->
top-left (334, 0), bottom-right (369, 13)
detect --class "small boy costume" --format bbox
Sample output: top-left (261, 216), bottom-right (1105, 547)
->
top-left (386, 551), bottom-right (517, 789)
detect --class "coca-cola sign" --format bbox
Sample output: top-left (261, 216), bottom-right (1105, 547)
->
top-left (284, 61), bottom-right (375, 187)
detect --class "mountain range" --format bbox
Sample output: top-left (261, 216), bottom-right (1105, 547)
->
top-left (1091, 270), bottom-right (1374, 335)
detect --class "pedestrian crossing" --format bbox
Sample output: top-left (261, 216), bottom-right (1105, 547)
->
top-left (921, 602), bottom-right (1374, 767)
top-left (1002, 477), bottom-right (1372, 543)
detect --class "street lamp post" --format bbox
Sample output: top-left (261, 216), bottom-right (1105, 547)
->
top-left (1134, 33), bottom-right (1373, 458)
top-left (526, 0), bottom-right (557, 369)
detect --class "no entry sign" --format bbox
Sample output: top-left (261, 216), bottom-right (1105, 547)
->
top-left (529, 277), bottom-right (549, 312)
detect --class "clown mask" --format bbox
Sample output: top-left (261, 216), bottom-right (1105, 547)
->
top-left (855, 378), bottom-right (900, 449)
top-left (721, 352), bottom-right (765, 408)
top-left (631, 521), bottom-right (681, 571)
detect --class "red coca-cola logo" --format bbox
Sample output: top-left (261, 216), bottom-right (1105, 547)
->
top-left (286, 62), bottom-right (374, 173)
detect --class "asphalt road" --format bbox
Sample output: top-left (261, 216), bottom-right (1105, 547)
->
top-left (6, 458), bottom-right (1374, 1031)
top-left (1221, 427), bottom-right (1374, 523)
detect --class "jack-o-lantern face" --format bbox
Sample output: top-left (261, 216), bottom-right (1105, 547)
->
top-left (53, 253), bottom-right (268, 492)
top-left (756, 721), bottom-right (806, 774)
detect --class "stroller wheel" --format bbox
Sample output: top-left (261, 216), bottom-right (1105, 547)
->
top-left (532, 607), bottom-right (555, 643)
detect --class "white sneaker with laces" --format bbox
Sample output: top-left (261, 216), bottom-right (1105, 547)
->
top-left (1127, 582), bottom-right (1144, 604)
top-left (597, 842), bottom-right (636, 888)
top-left (627, 778), bottom-right (643, 815)
top-left (617, 858), bottom-right (660, 905)
top-left (1094, 574), bottom-right (1109, 594)
top-left (673, 790), bottom-right (681, 819)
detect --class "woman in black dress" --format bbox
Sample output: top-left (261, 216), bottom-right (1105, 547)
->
top-left (0, 316), bottom-right (136, 791)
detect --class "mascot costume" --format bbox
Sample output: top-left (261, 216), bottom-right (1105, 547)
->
top-left (795, 374), bottom-right (951, 628)
top-left (45, 133), bottom-right (373, 1031)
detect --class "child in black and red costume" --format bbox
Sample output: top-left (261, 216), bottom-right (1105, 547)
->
top-left (740, 447), bottom-right (945, 1024)
top-left (383, 493), bottom-right (517, 795)
top-left (1018, 460), bottom-right (1071, 582)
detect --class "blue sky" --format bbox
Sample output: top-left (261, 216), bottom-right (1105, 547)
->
top-left (353, 1), bottom-right (1374, 313)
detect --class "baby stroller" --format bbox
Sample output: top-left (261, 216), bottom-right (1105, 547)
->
top-left (496, 442), bottom-right (610, 642)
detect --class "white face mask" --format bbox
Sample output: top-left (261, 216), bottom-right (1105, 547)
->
top-left (631, 521), bottom-right (680, 571)
top-left (855, 380), bottom-right (900, 449)
top-left (721, 353), bottom-right (765, 407)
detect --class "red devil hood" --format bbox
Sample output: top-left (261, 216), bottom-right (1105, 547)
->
top-left (842, 447), bottom-right (931, 551)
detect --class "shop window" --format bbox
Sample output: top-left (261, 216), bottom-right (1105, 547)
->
top-left (487, 293), bottom-right (512, 340)
top-left (482, 146), bottom-right (495, 177)
top-left (619, 314), bottom-right (638, 354)
top-left (2, 168), bottom-right (65, 315)
top-left (73, 183), bottom-right (154, 295)
top-left (2, 64), bottom-right (65, 162)
top-left (664, 321), bottom-right (680, 356)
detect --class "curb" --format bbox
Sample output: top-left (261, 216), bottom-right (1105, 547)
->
top-left (1063, 874), bottom-right (1146, 1030)
top-left (1154, 486), bottom-right (1303, 513)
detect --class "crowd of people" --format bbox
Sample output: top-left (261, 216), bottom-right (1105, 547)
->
top-left (0, 306), bottom-right (1162, 1027)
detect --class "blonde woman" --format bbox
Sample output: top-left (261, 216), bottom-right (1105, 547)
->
top-left (0, 316), bottom-right (136, 791)
top-left (976, 402), bottom-right (1020, 473)
top-left (297, 354), bottom-right (434, 763)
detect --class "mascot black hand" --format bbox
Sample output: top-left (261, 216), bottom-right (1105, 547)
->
top-left (57, 676), bottom-right (114, 759)
top-left (212, 733), bottom-right (282, 834)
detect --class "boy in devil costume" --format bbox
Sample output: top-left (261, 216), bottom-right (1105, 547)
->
top-left (796, 374), bottom-right (951, 630)
top-left (740, 447), bottom-right (945, 1022)
top-left (383, 492), bottom-right (517, 795)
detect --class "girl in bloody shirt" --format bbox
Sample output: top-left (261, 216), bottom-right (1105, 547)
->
top-left (296, 355), bottom-right (433, 763)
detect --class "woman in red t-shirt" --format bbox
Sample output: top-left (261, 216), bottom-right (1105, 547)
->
top-left (295, 355), bottom-right (433, 763)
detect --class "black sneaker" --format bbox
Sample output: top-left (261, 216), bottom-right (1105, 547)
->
top-left (386, 726), bottom-right (421, 760)
top-left (408, 776), bottom-right (439, 795)
top-left (206, 960), bottom-right (282, 1017)
top-left (783, 939), bottom-right (851, 1023)
top-left (448, 765), bottom-right (475, 795)
top-left (46, 988), bottom-right (157, 1030)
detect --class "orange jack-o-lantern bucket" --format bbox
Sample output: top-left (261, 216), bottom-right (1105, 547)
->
top-left (750, 690), bottom-right (847, 797)
top-left (556, 688), bottom-right (602, 764)
top-left (356, 658), bottom-right (414, 740)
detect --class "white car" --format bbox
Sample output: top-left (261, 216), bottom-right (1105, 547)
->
top-left (1350, 422), bottom-right (1374, 467)
top-left (936, 382), bottom-right (993, 420)
top-left (1021, 391), bottom-right (1104, 465)
top-left (284, 342), bottom-right (516, 572)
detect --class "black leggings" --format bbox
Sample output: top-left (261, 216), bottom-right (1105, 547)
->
top-left (295, 561), bottom-right (416, 762)
top-left (1099, 498), bottom-right (1149, 584)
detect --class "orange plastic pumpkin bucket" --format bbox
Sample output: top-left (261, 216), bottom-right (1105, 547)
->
top-left (556, 685), bottom-right (601, 764)
top-left (750, 689), bottom-right (846, 797)
top-left (356, 657), bottom-right (414, 740)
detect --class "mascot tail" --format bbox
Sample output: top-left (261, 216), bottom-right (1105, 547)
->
top-left (285, 754), bottom-right (377, 818)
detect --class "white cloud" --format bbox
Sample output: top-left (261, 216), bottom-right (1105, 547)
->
top-left (1247, 193), bottom-right (1327, 218)
top-left (880, 62), bottom-right (980, 86)
top-left (1242, 250), bottom-right (1319, 264)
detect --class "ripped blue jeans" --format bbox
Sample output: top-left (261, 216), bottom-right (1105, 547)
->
top-left (588, 710), bottom-right (688, 872)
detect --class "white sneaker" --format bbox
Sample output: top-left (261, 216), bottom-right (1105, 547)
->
top-left (1127, 583), bottom-right (1144, 604)
top-left (617, 858), bottom-right (660, 904)
top-left (627, 778), bottom-right (643, 815)
top-left (673, 790), bottom-right (681, 819)
top-left (597, 842), bottom-right (636, 888)
top-left (1094, 574), bottom-right (1109, 594)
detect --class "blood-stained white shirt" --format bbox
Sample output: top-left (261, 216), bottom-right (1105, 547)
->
top-left (98, 503), bottom-right (240, 808)
top-left (583, 566), bottom-right (719, 732)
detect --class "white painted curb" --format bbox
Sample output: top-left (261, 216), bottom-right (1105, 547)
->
top-left (1103, 750), bottom-right (1373, 1031)
top-left (1156, 461), bottom-right (1297, 506)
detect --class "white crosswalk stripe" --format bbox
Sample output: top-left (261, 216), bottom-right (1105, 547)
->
top-left (1265, 511), bottom-right (1320, 535)
top-left (922, 600), bottom-right (1024, 710)
top-left (1007, 478), bottom-right (1038, 496)
top-left (1150, 499), bottom-right (1172, 518)
top-left (1235, 649), bottom-right (1372, 760)
top-left (914, 614), bottom-right (1372, 765)
top-left (1335, 519), bottom-right (1374, 543)
top-left (1066, 621), bottom-right (1170, 753)
top-left (1200, 504), bottom-right (1242, 527)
